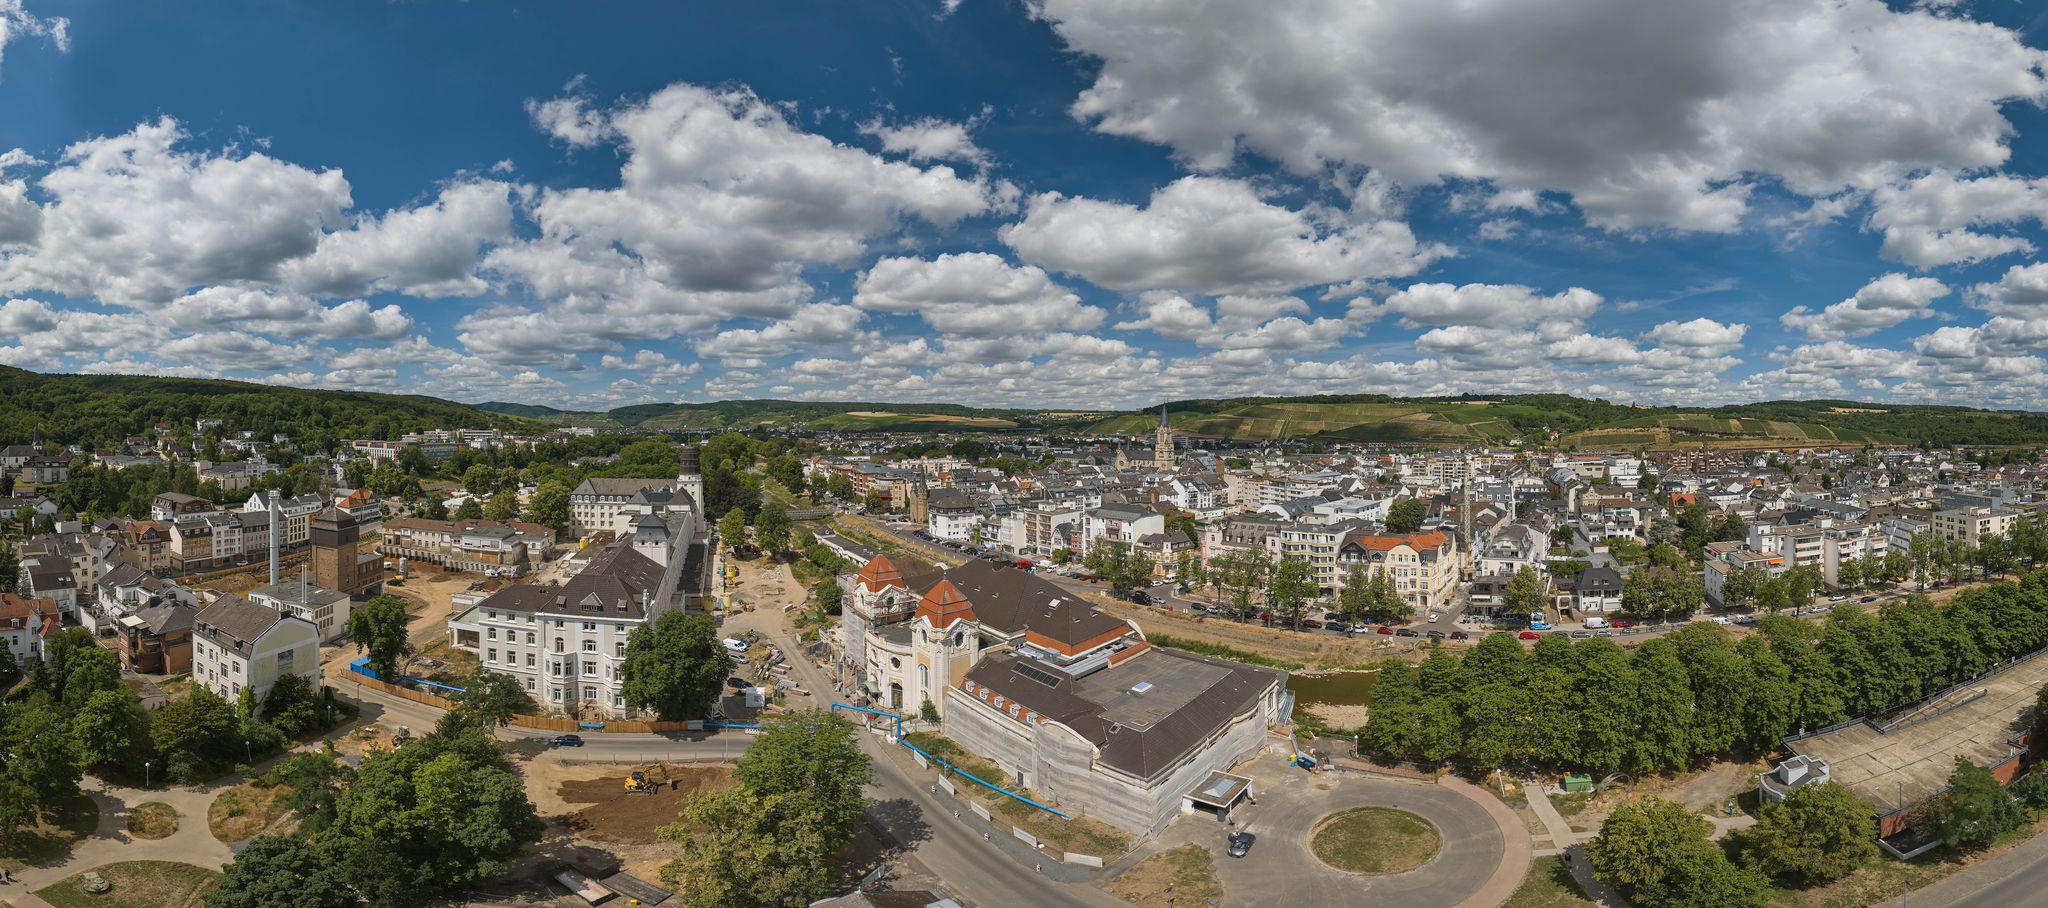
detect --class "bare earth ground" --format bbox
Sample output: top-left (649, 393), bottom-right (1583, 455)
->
top-left (1105, 844), bottom-right (1224, 907)
top-left (516, 760), bottom-right (738, 885)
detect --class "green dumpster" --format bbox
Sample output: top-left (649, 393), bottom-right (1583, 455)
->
top-left (1563, 773), bottom-right (1593, 793)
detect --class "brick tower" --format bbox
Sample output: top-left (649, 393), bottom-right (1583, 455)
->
top-left (311, 506), bottom-right (361, 594)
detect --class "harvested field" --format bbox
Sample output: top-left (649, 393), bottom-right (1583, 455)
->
top-left (555, 764), bottom-right (738, 845)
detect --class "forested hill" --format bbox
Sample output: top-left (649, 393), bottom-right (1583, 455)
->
top-left (482, 392), bottom-right (2048, 447)
top-left (0, 366), bottom-right (538, 451)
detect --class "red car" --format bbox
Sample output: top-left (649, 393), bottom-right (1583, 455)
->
top-left (1376, 625), bottom-right (1395, 635)
top-left (1612, 619), bottom-right (1635, 628)
top-left (1518, 630), bottom-right (1542, 640)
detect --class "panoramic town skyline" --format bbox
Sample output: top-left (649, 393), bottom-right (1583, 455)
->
top-left (7, 0), bottom-right (2048, 411)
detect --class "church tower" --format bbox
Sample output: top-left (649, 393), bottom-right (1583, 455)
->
top-left (1153, 407), bottom-right (1174, 469)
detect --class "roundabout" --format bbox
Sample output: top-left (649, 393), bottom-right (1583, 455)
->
top-left (1201, 755), bottom-right (1508, 907)
top-left (1309, 806), bottom-right (1443, 875)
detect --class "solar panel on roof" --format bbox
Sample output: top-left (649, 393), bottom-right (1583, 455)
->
top-left (1015, 663), bottom-right (1062, 687)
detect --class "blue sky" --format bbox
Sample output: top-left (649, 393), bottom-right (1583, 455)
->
top-left (5, 0), bottom-right (2048, 411)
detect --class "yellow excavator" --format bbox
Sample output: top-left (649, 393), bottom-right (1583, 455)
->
top-left (624, 765), bottom-right (670, 795)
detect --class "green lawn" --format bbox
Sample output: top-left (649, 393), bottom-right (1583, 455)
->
top-left (37, 861), bottom-right (219, 908)
top-left (1310, 806), bottom-right (1443, 874)
top-left (1503, 856), bottom-right (1597, 908)
top-left (0, 790), bottom-right (98, 871)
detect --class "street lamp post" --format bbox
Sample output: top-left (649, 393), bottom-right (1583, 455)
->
top-left (245, 739), bottom-right (253, 766)
top-left (144, 761), bottom-right (152, 788)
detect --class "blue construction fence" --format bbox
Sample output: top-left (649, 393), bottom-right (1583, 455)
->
top-left (831, 702), bottom-right (1069, 819)
top-left (348, 657), bottom-right (468, 694)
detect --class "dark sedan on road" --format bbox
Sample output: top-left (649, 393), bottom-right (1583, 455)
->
top-left (1395, 628), bottom-right (1420, 638)
top-left (1227, 831), bottom-right (1255, 858)
top-left (549, 734), bottom-right (584, 747)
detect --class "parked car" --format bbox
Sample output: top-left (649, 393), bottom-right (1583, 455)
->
top-left (1612, 618), bottom-right (1635, 628)
top-left (549, 734), bottom-right (584, 748)
top-left (1828, 594), bottom-right (1848, 602)
top-left (1395, 628), bottom-right (1421, 638)
top-left (1227, 831), bottom-right (1255, 858)
top-left (1569, 630), bottom-right (1593, 638)
top-left (1376, 626), bottom-right (1396, 635)
top-left (1425, 630), bottom-right (1447, 640)
top-left (1518, 630), bottom-right (1542, 640)
top-left (1449, 631), bottom-right (1470, 641)
top-left (1327, 621), bottom-right (1352, 634)
top-left (1860, 595), bottom-right (1878, 603)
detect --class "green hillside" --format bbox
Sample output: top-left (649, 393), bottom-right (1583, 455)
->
top-left (0, 366), bottom-right (541, 451)
top-left (1086, 394), bottom-right (2048, 448)
top-left (479, 393), bottom-right (2048, 447)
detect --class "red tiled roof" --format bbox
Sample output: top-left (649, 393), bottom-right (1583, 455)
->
top-left (856, 554), bottom-right (906, 592)
top-left (1346, 530), bottom-right (1451, 551)
top-left (915, 578), bottom-right (976, 630)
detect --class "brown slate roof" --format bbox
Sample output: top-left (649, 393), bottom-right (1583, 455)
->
top-left (964, 646), bottom-right (1281, 780)
top-left (475, 540), bottom-right (666, 619)
top-left (193, 594), bottom-right (286, 655)
top-left (914, 558), bottom-right (1130, 647)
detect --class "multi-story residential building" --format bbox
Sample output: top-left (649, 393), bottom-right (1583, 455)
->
top-left (446, 541), bottom-right (672, 719)
top-left (113, 520), bottom-right (172, 572)
top-left (21, 455), bottom-right (69, 485)
top-left (570, 478), bottom-right (677, 537)
top-left (1012, 504), bottom-right (1082, 556)
top-left (0, 593), bottom-right (59, 668)
top-left (242, 492), bottom-right (322, 550)
top-left (1200, 516), bottom-right (1284, 563)
top-left (19, 563), bottom-right (78, 620)
top-left (380, 518), bottom-right (552, 575)
top-left (1474, 523), bottom-right (1549, 578)
top-left (1336, 530), bottom-right (1460, 615)
top-left (1930, 506), bottom-right (2021, 548)
top-left (114, 604), bottom-right (195, 674)
top-left (152, 492), bottom-right (219, 523)
top-left (190, 594), bottom-right (322, 702)
top-left (169, 513), bottom-right (244, 572)
top-left (1079, 504), bottom-right (1165, 557)
top-left (1278, 520), bottom-right (1361, 591)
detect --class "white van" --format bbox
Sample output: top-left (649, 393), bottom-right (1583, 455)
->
top-left (722, 636), bottom-right (749, 654)
top-left (1583, 616), bottom-right (1607, 629)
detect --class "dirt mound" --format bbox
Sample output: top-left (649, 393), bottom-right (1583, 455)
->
top-left (557, 764), bottom-right (737, 845)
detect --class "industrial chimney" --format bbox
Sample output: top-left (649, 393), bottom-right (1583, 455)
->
top-left (267, 490), bottom-right (282, 585)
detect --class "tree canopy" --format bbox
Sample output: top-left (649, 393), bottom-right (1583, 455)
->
top-left (620, 611), bottom-right (731, 721)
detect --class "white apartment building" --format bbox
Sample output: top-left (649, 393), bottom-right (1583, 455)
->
top-left (446, 537), bottom-right (682, 719)
top-left (191, 594), bottom-right (322, 702)
top-left (1079, 504), bottom-right (1165, 557)
top-left (1930, 506), bottom-right (2020, 548)
top-left (1278, 520), bottom-right (1360, 591)
top-left (242, 492), bottom-right (322, 550)
top-left (1011, 504), bottom-right (1082, 556)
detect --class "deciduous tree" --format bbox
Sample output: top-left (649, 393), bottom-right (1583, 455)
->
top-left (1265, 556), bottom-right (1320, 629)
top-left (345, 595), bottom-right (412, 683)
top-left (1929, 757), bottom-right (2025, 851)
top-left (521, 480), bottom-right (571, 533)
top-left (204, 835), bottom-right (358, 908)
top-left (1588, 797), bottom-right (1766, 908)
top-left (1385, 498), bottom-right (1428, 534)
top-left (1736, 782), bottom-right (1878, 885)
top-left (620, 612), bottom-right (731, 721)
